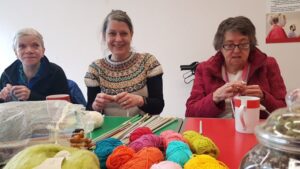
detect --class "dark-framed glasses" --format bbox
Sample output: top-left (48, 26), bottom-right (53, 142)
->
top-left (222, 43), bottom-right (250, 50)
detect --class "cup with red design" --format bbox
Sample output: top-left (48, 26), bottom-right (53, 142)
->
top-left (233, 96), bottom-right (260, 133)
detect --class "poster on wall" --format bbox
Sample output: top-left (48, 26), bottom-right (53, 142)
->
top-left (266, 0), bottom-right (300, 43)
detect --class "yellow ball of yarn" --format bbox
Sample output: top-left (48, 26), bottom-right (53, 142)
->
top-left (183, 130), bottom-right (219, 158)
top-left (184, 154), bottom-right (229, 169)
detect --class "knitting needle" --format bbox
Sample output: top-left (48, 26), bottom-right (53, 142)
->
top-left (199, 120), bottom-right (203, 134)
top-left (152, 117), bottom-right (177, 133)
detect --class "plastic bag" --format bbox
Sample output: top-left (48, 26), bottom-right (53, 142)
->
top-left (285, 88), bottom-right (300, 113)
top-left (0, 100), bottom-right (88, 165)
top-left (0, 110), bottom-right (30, 165)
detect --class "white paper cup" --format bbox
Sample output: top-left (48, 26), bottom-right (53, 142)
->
top-left (46, 94), bottom-right (71, 102)
top-left (233, 96), bottom-right (260, 133)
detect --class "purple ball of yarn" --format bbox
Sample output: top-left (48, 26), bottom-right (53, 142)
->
top-left (94, 138), bottom-right (123, 169)
top-left (150, 161), bottom-right (183, 169)
top-left (128, 134), bottom-right (163, 152)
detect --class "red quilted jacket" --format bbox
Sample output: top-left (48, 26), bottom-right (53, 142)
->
top-left (185, 48), bottom-right (287, 119)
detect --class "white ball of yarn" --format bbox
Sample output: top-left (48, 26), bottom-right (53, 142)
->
top-left (85, 111), bottom-right (104, 129)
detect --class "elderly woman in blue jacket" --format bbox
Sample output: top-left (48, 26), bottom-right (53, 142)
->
top-left (0, 28), bottom-right (69, 102)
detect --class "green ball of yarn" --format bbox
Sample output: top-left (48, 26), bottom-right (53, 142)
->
top-left (183, 130), bottom-right (219, 158)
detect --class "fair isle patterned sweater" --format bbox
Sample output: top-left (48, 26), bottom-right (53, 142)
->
top-left (85, 52), bottom-right (164, 116)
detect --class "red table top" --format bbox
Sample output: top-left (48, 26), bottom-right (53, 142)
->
top-left (181, 118), bottom-right (258, 169)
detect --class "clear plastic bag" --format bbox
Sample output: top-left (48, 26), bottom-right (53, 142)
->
top-left (285, 88), bottom-right (300, 113)
top-left (0, 100), bottom-right (88, 165)
top-left (0, 110), bottom-right (30, 166)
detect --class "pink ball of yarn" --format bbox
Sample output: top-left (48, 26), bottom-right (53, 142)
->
top-left (150, 161), bottom-right (183, 169)
top-left (120, 147), bottom-right (164, 169)
top-left (128, 134), bottom-right (163, 152)
top-left (160, 130), bottom-right (186, 148)
top-left (129, 127), bottom-right (153, 142)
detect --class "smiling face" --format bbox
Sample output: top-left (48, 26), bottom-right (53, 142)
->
top-left (104, 20), bottom-right (133, 61)
top-left (221, 31), bottom-right (250, 72)
top-left (14, 35), bottom-right (45, 68)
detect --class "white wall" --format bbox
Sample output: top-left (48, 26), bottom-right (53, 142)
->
top-left (1, 0), bottom-right (299, 117)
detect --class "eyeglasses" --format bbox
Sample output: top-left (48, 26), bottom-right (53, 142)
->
top-left (222, 43), bottom-right (250, 50)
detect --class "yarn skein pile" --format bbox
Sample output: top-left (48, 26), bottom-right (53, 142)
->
top-left (93, 127), bottom-right (228, 169)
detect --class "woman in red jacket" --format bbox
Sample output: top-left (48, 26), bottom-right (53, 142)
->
top-left (185, 16), bottom-right (287, 119)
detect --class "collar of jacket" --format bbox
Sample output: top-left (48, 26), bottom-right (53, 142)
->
top-left (4, 56), bottom-right (52, 85)
top-left (205, 47), bottom-right (267, 80)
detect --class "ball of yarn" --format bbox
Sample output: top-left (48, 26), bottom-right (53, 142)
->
top-left (150, 161), bottom-right (182, 169)
top-left (94, 138), bottom-right (123, 169)
top-left (128, 134), bottom-right (163, 152)
top-left (106, 145), bottom-right (135, 169)
top-left (166, 141), bottom-right (192, 167)
top-left (184, 154), bottom-right (229, 169)
top-left (183, 130), bottom-right (219, 158)
top-left (129, 127), bottom-right (153, 142)
top-left (160, 130), bottom-right (186, 149)
top-left (85, 110), bottom-right (104, 128)
top-left (120, 147), bottom-right (164, 169)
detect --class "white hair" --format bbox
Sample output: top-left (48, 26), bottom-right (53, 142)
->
top-left (13, 28), bottom-right (44, 51)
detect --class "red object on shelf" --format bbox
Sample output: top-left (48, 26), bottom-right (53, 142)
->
top-left (181, 118), bottom-right (258, 169)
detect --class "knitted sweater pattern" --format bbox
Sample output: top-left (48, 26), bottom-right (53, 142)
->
top-left (85, 52), bottom-right (162, 95)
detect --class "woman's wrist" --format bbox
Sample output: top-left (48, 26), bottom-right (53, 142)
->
top-left (212, 92), bottom-right (221, 103)
top-left (138, 96), bottom-right (146, 107)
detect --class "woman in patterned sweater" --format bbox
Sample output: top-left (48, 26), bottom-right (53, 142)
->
top-left (84, 10), bottom-right (164, 116)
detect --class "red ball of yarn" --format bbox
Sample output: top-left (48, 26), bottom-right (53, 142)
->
top-left (120, 147), bottom-right (164, 169)
top-left (129, 127), bottom-right (153, 142)
top-left (106, 145), bottom-right (135, 169)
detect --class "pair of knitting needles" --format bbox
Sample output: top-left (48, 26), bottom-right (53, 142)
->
top-left (119, 115), bottom-right (177, 144)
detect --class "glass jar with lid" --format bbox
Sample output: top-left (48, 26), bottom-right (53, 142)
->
top-left (240, 89), bottom-right (300, 169)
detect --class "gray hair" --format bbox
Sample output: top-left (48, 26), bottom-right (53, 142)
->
top-left (13, 28), bottom-right (44, 51)
top-left (213, 16), bottom-right (257, 51)
top-left (101, 10), bottom-right (133, 40)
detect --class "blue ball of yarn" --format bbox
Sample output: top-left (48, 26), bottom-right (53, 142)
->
top-left (166, 141), bottom-right (192, 167)
top-left (94, 138), bottom-right (123, 169)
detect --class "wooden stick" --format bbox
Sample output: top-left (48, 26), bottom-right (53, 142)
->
top-left (92, 122), bottom-right (132, 142)
top-left (112, 114), bottom-right (150, 139)
top-left (92, 114), bottom-right (140, 142)
top-left (152, 117), bottom-right (177, 133)
top-left (199, 120), bottom-right (203, 134)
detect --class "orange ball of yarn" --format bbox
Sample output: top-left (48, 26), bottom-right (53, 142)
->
top-left (120, 147), bottom-right (164, 169)
top-left (106, 145), bottom-right (135, 169)
top-left (129, 127), bottom-right (153, 142)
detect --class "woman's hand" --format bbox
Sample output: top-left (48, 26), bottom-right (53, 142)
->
top-left (11, 85), bottom-right (31, 101)
top-left (213, 81), bottom-right (246, 103)
top-left (115, 92), bottom-right (144, 109)
top-left (0, 84), bottom-right (13, 101)
top-left (92, 93), bottom-right (115, 111)
top-left (241, 85), bottom-right (264, 99)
